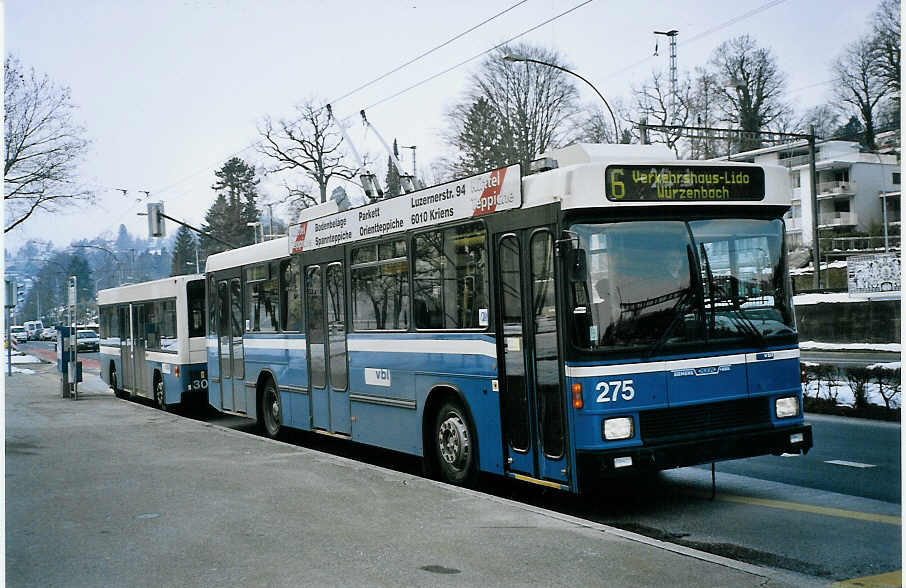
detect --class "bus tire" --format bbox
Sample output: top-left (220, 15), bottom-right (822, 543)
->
top-left (259, 379), bottom-right (282, 439)
top-left (154, 373), bottom-right (168, 412)
top-left (110, 364), bottom-right (123, 399)
top-left (434, 399), bottom-right (477, 487)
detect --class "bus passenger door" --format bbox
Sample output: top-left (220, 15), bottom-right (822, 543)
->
top-left (120, 306), bottom-right (133, 394)
top-left (132, 304), bottom-right (148, 398)
top-left (217, 277), bottom-right (246, 413)
top-left (495, 229), bottom-right (570, 486)
top-left (305, 262), bottom-right (350, 435)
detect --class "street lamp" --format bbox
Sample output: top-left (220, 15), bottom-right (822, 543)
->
top-left (503, 54), bottom-right (619, 140)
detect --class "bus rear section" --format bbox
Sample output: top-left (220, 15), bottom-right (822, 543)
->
top-left (98, 275), bottom-right (208, 409)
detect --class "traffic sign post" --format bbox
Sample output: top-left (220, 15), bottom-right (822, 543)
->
top-left (67, 276), bottom-right (79, 400)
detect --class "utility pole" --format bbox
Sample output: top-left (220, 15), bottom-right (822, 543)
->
top-left (654, 30), bottom-right (679, 123)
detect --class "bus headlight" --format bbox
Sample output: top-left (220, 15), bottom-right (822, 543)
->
top-left (775, 396), bottom-right (799, 418)
top-left (603, 417), bottom-right (634, 440)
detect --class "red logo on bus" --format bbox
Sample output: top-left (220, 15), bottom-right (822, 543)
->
top-left (291, 222), bottom-right (308, 253)
top-left (473, 167), bottom-right (508, 216)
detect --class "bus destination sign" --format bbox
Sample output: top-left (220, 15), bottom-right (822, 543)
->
top-left (605, 165), bottom-right (765, 202)
top-left (288, 164), bottom-right (521, 254)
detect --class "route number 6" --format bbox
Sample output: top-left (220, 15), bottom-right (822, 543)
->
top-left (595, 379), bottom-right (635, 403)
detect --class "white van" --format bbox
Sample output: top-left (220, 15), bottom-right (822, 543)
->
top-left (24, 320), bottom-right (44, 340)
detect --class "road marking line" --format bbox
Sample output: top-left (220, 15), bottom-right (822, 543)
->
top-left (826, 460), bottom-right (877, 469)
top-left (832, 569), bottom-right (902, 587)
top-left (715, 494), bottom-right (901, 526)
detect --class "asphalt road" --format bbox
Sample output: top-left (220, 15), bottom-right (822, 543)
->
top-left (800, 350), bottom-right (900, 367)
top-left (696, 413), bottom-right (901, 503)
top-left (19, 344), bottom-right (902, 583)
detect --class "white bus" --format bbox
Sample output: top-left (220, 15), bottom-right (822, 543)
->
top-left (97, 274), bottom-right (208, 409)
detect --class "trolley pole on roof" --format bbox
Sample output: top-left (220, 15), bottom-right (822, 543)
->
top-left (360, 110), bottom-right (416, 194)
top-left (326, 104), bottom-right (383, 201)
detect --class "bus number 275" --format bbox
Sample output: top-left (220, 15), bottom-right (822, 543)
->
top-left (595, 379), bottom-right (635, 403)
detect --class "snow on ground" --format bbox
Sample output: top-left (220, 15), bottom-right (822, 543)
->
top-left (10, 366), bottom-right (35, 375)
top-left (867, 362), bottom-right (901, 370)
top-left (799, 340), bottom-right (901, 352)
top-left (10, 353), bottom-right (42, 364)
top-left (803, 380), bottom-right (899, 409)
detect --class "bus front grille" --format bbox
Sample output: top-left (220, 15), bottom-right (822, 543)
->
top-left (639, 397), bottom-right (772, 443)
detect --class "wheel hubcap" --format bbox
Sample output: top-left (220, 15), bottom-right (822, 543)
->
top-left (270, 393), bottom-right (279, 423)
top-left (438, 414), bottom-right (470, 470)
top-left (156, 382), bottom-right (164, 406)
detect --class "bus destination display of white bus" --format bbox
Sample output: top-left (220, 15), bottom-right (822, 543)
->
top-left (605, 165), bottom-right (766, 202)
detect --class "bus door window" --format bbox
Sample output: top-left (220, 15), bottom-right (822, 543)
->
top-left (326, 263), bottom-right (347, 391)
top-left (498, 234), bottom-right (530, 453)
top-left (230, 278), bottom-right (244, 382)
top-left (218, 280), bottom-right (230, 379)
top-left (306, 266), bottom-right (325, 389)
top-left (530, 231), bottom-right (564, 459)
top-left (187, 279), bottom-right (206, 338)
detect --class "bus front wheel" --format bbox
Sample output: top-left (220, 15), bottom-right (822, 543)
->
top-left (260, 380), bottom-right (282, 439)
top-left (434, 400), bottom-right (477, 487)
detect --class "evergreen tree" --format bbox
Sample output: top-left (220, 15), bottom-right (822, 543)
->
top-left (384, 139), bottom-right (401, 197)
top-left (454, 97), bottom-right (508, 175)
top-left (201, 157), bottom-right (261, 254)
top-left (170, 226), bottom-right (197, 276)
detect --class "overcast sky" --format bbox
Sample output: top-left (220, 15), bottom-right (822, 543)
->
top-left (4, 0), bottom-right (879, 253)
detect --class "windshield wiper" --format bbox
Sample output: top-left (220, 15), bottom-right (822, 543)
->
top-left (644, 245), bottom-right (697, 360)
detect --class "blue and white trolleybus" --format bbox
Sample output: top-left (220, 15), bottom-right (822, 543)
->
top-left (204, 143), bottom-right (812, 492)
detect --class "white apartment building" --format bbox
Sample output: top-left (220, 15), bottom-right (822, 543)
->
top-left (722, 140), bottom-right (900, 250)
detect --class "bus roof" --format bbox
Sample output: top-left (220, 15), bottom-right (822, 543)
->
top-left (97, 273), bottom-right (204, 306)
top-left (204, 144), bottom-right (791, 273)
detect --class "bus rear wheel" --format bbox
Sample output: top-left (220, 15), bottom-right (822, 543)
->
top-left (155, 376), bottom-right (168, 411)
top-left (434, 400), bottom-right (477, 487)
top-left (260, 380), bottom-right (282, 439)
top-left (110, 365), bottom-right (123, 399)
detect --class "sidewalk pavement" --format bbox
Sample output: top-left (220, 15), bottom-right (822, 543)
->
top-left (6, 365), bottom-right (821, 587)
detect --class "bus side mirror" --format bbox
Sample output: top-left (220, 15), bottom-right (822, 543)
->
top-left (566, 249), bottom-right (587, 283)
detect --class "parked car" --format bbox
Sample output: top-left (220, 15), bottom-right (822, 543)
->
top-left (10, 326), bottom-right (27, 344)
top-left (76, 330), bottom-right (100, 352)
top-left (40, 327), bottom-right (58, 341)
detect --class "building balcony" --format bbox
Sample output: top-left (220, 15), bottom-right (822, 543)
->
top-left (816, 180), bottom-right (856, 196)
top-left (779, 154), bottom-right (812, 168)
top-left (818, 212), bottom-right (858, 228)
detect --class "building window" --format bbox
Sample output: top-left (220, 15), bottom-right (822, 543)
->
top-left (413, 221), bottom-right (488, 330)
top-left (790, 173), bottom-right (801, 189)
top-left (351, 239), bottom-right (409, 330)
top-left (893, 172), bottom-right (901, 185)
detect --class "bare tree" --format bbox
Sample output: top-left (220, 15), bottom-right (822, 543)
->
top-left (630, 70), bottom-right (692, 156)
top-left (832, 37), bottom-right (890, 150)
top-left (573, 98), bottom-right (632, 145)
top-left (446, 43), bottom-right (580, 173)
top-left (871, 0), bottom-right (900, 98)
top-left (257, 98), bottom-right (357, 205)
top-left (709, 35), bottom-right (790, 152)
top-left (4, 55), bottom-right (92, 233)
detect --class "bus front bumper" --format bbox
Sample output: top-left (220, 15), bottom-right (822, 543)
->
top-left (577, 423), bottom-right (813, 478)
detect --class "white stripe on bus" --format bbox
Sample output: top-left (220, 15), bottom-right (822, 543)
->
top-left (347, 338), bottom-right (497, 358)
top-left (565, 354), bottom-right (748, 378)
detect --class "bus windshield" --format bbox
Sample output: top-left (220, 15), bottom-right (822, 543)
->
top-left (569, 218), bottom-right (796, 356)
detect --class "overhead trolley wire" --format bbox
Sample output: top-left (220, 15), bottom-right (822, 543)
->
top-left (602, 0), bottom-right (789, 81)
top-left (353, 0), bottom-right (596, 116)
top-left (148, 0), bottom-right (532, 202)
